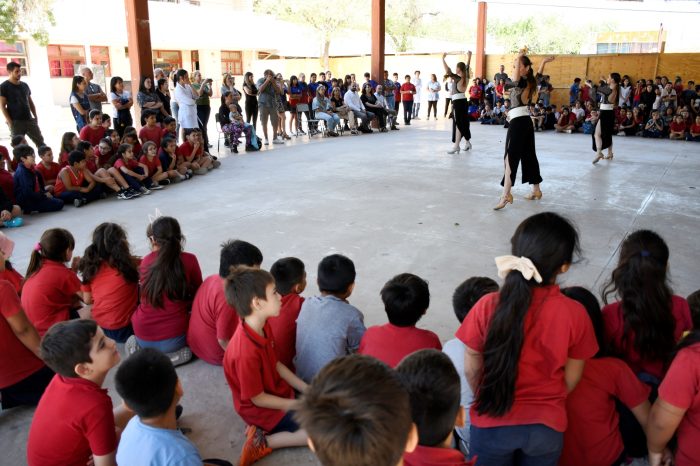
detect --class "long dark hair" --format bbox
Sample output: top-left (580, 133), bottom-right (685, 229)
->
top-left (71, 75), bottom-right (85, 94)
top-left (60, 132), bottom-right (77, 154)
top-left (174, 69), bottom-right (188, 88)
top-left (603, 230), bottom-right (675, 362)
top-left (79, 223), bottom-right (139, 284)
top-left (141, 216), bottom-right (187, 308)
top-left (110, 76), bottom-right (123, 94)
top-left (520, 56), bottom-right (537, 103)
top-left (475, 212), bottom-right (580, 417)
top-left (139, 76), bottom-right (154, 94)
top-left (26, 229), bottom-right (75, 278)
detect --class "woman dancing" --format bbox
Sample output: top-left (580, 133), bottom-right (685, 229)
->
top-left (590, 73), bottom-right (620, 164)
top-left (494, 52), bottom-right (555, 210)
top-left (442, 51), bottom-right (472, 154)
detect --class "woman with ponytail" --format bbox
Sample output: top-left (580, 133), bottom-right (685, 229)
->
top-left (21, 228), bottom-right (82, 336)
top-left (590, 72), bottom-right (621, 164)
top-left (455, 212), bottom-right (597, 466)
top-left (442, 51), bottom-right (473, 153)
top-left (494, 52), bottom-right (555, 210)
top-left (128, 216), bottom-right (202, 366)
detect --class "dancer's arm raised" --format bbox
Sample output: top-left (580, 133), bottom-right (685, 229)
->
top-left (537, 56), bottom-right (555, 77)
top-left (442, 53), bottom-right (453, 76)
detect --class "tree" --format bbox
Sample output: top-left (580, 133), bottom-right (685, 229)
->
top-left (0, 0), bottom-right (55, 46)
top-left (386, 0), bottom-right (438, 52)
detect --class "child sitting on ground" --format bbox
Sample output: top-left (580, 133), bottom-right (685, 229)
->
top-left (643, 110), bottom-right (664, 138)
top-left (12, 145), bottom-right (64, 214)
top-left (359, 273), bottom-right (441, 367)
top-left (296, 354), bottom-right (418, 466)
top-left (295, 254), bottom-right (366, 382)
top-left (122, 129), bottom-right (142, 157)
top-left (687, 115), bottom-right (700, 141)
top-left (188, 239), bottom-right (262, 365)
top-left (27, 320), bottom-right (134, 466)
top-left (669, 115), bottom-right (687, 140)
top-left (96, 138), bottom-right (115, 168)
top-left (159, 137), bottom-right (190, 182)
top-left (79, 110), bottom-right (107, 147)
top-left (161, 116), bottom-right (177, 141)
top-left (113, 143), bottom-right (156, 196)
top-left (77, 140), bottom-right (132, 197)
top-left (397, 349), bottom-right (475, 466)
top-left (138, 110), bottom-right (163, 149)
top-left (9, 135), bottom-right (26, 170)
top-left (139, 141), bottom-right (170, 187)
top-left (269, 257), bottom-right (306, 370)
top-left (222, 266), bottom-right (308, 466)
top-left (58, 131), bottom-right (79, 167)
top-left (35, 146), bottom-right (60, 192)
top-left (115, 348), bottom-right (232, 466)
top-left (176, 129), bottom-right (215, 176)
top-left (53, 150), bottom-right (105, 207)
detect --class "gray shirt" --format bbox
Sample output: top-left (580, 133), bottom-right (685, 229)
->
top-left (256, 77), bottom-right (276, 108)
top-left (86, 82), bottom-right (104, 111)
top-left (294, 295), bottom-right (366, 382)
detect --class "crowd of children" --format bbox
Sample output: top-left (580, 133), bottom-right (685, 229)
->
top-left (0, 210), bottom-right (698, 466)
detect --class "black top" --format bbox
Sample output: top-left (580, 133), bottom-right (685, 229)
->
top-left (0, 80), bottom-right (32, 120)
top-left (218, 104), bottom-right (231, 125)
top-left (157, 90), bottom-right (171, 116)
top-left (243, 82), bottom-right (258, 104)
top-left (360, 94), bottom-right (378, 107)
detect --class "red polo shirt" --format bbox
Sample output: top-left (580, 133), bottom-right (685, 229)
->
top-left (187, 275), bottom-right (239, 365)
top-left (27, 375), bottom-right (116, 466)
top-left (223, 321), bottom-right (294, 431)
top-left (176, 141), bottom-right (202, 160)
top-left (36, 161), bottom-right (60, 184)
top-left (114, 157), bottom-right (140, 172)
top-left (456, 286), bottom-right (598, 432)
top-left (139, 125), bottom-right (163, 148)
top-left (21, 260), bottom-right (81, 336)
top-left (78, 125), bottom-right (105, 147)
top-left (401, 83), bottom-right (416, 102)
top-left (0, 280), bottom-right (45, 388)
top-left (267, 293), bottom-right (305, 369)
top-left (139, 155), bottom-right (162, 176)
top-left (0, 266), bottom-right (23, 295)
top-left (404, 445), bottom-right (474, 466)
top-left (359, 323), bottom-right (442, 368)
top-left (81, 262), bottom-right (139, 330)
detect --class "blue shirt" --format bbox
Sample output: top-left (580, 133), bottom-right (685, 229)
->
top-left (116, 417), bottom-right (202, 466)
top-left (569, 83), bottom-right (580, 103)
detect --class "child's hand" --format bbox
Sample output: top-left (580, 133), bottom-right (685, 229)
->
top-left (0, 210), bottom-right (11, 221)
top-left (71, 256), bottom-right (81, 271)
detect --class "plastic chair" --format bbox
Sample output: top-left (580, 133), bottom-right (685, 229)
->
top-left (296, 104), bottom-right (325, 137)
top-left (214, 114), bottom-right (228, 151)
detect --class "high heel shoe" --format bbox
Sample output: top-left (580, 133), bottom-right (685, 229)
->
top-left (524, 190), bottom-right (543, 200)
top-left (604, 152), bottom-right (614, 160)
top-left (463, 141), bottom-right (472, 151)
top-left (592, 152), bottom-right (604, 164)
top-left (493, 193), bottom-right (514, 210)
top-left (447, 147), bottom-right (460, 154)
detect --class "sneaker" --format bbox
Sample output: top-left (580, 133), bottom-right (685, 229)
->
top-left (116, 190), bottom-right (130, 200)
top-left (187, 169), bottom-right (194, 176)
top-left (263, 140), bottom-right (269, 146)
top-left (127, 188), bottom-right (141, 198)
top-left (194, 167), bottom-right (209, 175)
top-left (272, 138), bottom-right (284, 144)
top-left (184, 172), bottom-right (193, 180)
top-left (413, 116), bottom-right (421, 120)
top-left (211, 155), bottom-right (218, 161)
top-left (351, 129), bottom-right (358, 135)
top-left (159, 179), bottom-right (171, 186)
top-left (391, 125), bottom-right (399, 130)
top-left (171, 176), bottom-right (182, 184)
top-left (212, 160), bottom-right (221, 169)
top-left (149, 184), bottom-right (164, 191)
top-left (167, 346), bottom-right (192, 367)
top-left (139, 186), bottom-right (151, 195)
top-left (239, 425), bottom-right (272, 466)
top-left (343, 124), bottom-right (350, 131)
top-left (125, 335), bottom-right (140, 355)
top-left (2, 217), bottom-right (23, 228)
top-left (73, 197), bottom-right (85, 208)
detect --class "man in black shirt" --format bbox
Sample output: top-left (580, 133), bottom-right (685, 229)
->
top-left (0, 62), bottom-right (45, 147)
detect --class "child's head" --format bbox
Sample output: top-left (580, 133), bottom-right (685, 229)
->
top-left (317, 254), bottom-right (355, 298)
top-left (108, 129), bottom-right (120, 146)
top-left (687, 290), bottom-right (700, 329)
top-left (270, 257), bottom-right (306, 295)
top-left (117, 143), bottom-right (133, 159)
top-left (122, 131), bottom-right (138, 145)
top-left (396, 349), bottom-right (463, 447)
top-left (41, 319), bottom-right (119, 379)
top-left (67, 150), bottom-right (86, 167)
top-left (185, 128), bottom-right (201, 144)
top-left (296, 354), bottom-right (416, 466)
top-left (60, 131), bottom-right (78, 153)
top-left (79, 222), bottom-right (138, 285)
top-left (404, 74), bottom-right (411, 82)
top-left (101, 113), bottom-right (111, 128)
top-left (142, 216), bottom-right (186, 308)
top-left (11, 134), bottom-right (26, 147)
top-left (88, 109), bottom-right (102, 126)
top-left (452, 276), bottom-right (499, 323)
top-left (380, 273), bottom-right (429, 327)
top-left (26, 227), bottom-right (75, 278)
top-left (144, 111), bottom-right (157, 126)
top-left (561, 286), bottom-right (605, 357)
top-left (37, 145), bottom-right (52, 163)
top-left (163, 116), bottom-right (176, 132)
top-left (76, 140), bottom-right (93, 157)
top-left (142, 141), bottom-right (157, 157)
top-left (115, 348), bottom-right (180, 419)
top-left (13, 144), bottom-right (34, 167)
top-left (218, 239), bottom-right (263, 277)
top-left (161, 137), bottom-right (177, 153)
top-left (224, 266), bottom-right (279, 319)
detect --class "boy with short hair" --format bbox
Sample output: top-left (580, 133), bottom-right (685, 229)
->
top-left (222, 267), bottom-right (308, 466)
top-left (79, 110), bottom-right (107, 146)
top-left (12, 144), bottom-right (63, 214)
top-left (295, 254), bottom-right (366, 382)
top-left (53, 150), bottom-right (104, 207)
top-left (176, 129), bottom-right (213, 175)
top-left (296, 354), bottom-right (418, 466)
top-left (188, 240), bottom-right (263, 365)
top-left (27, 319), bottom-right (134, 466)
top-left (35, 145), bottom-right (60, 190)
top-left (397, 349), bottom-right (475, 466)
top-left (359, 273), bottom-right (441, 367)
top-left (115, 348), bottom-right (232, 466)
top-left (400, 75), bottom-right (416, 125)
top-left (161, 116), bottom-right (177, 140)
top-left (269, 257), bottom-right (306, 369)
top-left (159, 137), bottom-right (190, 182)
top-left (139, 110), bottom-right (163, 149)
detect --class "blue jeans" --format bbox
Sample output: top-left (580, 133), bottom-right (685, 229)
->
top-left (136, 334), bottom-right (187, 353)
top-left (469, 424), bottom-right (563, 466)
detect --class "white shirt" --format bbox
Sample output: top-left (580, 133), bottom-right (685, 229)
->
top-left (374, 93), bottom-right (390, 110)
top-left (427, 81), bottom-right (440, 101)
top-left (109, 90), bottom-right (131, 119)
top-left (443, 338), bottom-right (474, 451)
top-left (344, 90), bottom-right (365, 113)
top-left (411, 77), bottom-right (422, 97)
top-left (572, 107), bottom-right (585, 120)
top-left (174, 84), bottom-right (198, 128)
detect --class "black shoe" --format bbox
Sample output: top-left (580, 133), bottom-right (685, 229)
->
top-left (406, 121), bottom-right (411, 125)
top-left (224, 140), bottom-right (230, 147)
top-left (391, 125), bottom-right (399, 130)
top-left (232, 145), bottom-right (238, 153)
top-left (343, 124), bottom-right (350, 131)
top-left (158, 179), bottom-right (171, 186)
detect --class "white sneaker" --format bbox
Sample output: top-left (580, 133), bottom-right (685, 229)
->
top-left (125, 335), bottom-right (140, 355)
top-left (168, 346), bottom-right (193, 367)
top-left (264, 140), bottom-right (269, 146)
top-left (272, 138), bottom-right (284, 144)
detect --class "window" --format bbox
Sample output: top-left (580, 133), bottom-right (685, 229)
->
top-left (0, 40), bottom-right (29, 76)
top-left (221, 51), bottom-right (243, 75)
top-left (191, 51), bottom-right (200, 71)
top-left (48, 45), bottom-right (86, 77)
top-left (152, 50), bottom-right (181, 74)
top-left (90, 46), bottom-right (111, 75)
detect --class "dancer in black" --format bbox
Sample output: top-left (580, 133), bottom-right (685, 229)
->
top-left (494, 52), bottom-right (555, 210)
top-left (590, 73), bottom-right (620, 164)
top-left (442, 51), bottom-right (472, 154)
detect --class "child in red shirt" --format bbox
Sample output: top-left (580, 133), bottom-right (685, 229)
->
top-left (53, 151), bottom-right (105, 207)
top-left (188, 240), bottom-right (262, 365)
top-left (113, 143), bottom-right (156, 196)
top-left (158, 137), bottom-right (190, 182)
top-left (359, 273), bottom-right (441, 367)
top-left (138, 111), bottom-right (163, 149)
top-left (176, 128), bottom-right (214, 175)
top-left (139, 142), bottom-right (169, 187)
top-left (21, 228), bottom-right (82, 336)
top-left (59, 132), bottom-right (79, 167)
top-left (35, 146), bottom-right (60, 191)
top-left (27, 319), bottom-right (133, 466)
top-left (0, 234), bottom-right (23, 295)
top-left (78, 110), bottom-right (107, 147)
top-left (223, 267), bottom-right (308, 466)
top-left (400, 75), bottom-right (416, 125)
top-left (669, 115), bottom-right (686, 140)
top-left (269, 257), bottom-right (306, 370)
top-left (686, 115), bottom-right (700, 142)
top-left (456, 212), bottom-right (597, 465)
top-left (95, 137), bottom-right (115, 167)
top-left (121, 130), bottom-right (142, 159)
top-left (76, 140), bottom-right (127, 196)
top-left (161, 116), bottom-right (177, 141)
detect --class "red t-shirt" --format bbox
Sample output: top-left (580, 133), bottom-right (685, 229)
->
top-left (59, 150), bottom-right (70, 167)
top-left (132, 251), bottom-right (202, 341)
top-left (401, 83), bottom-right (416, 102)
top-left (27, 375), bottom-right (116, 466)
top-left (78, 125), bottom-right (105, 147)
top-left (176, 141), bottom-right (202, 160)
top-left (0, 280), bottom-right (45, 389)
top-left (456, 286), bottom-right (598, 432)
top-left (658, 342), bottom-right (700, 466)
top-left (139, 125), bottom-right (163, 148)
top-left (113, 157), bottom-right (139, 172)
top-left (82, 262), bottom-right (139, 330)
top-left (404, 444), bottom-right (475, 466)
top-left (21, 260), bottom-right (81, 336)
top-left (0, 266), bottom-right (23, 295)
top-left (560, 357), bottom-right (650, 466)
top-left (139, 155), bottom-right (161, 175)
top-left (267, 293), bottom-right (305, 370)
top-left (0, 168), bottom-right (15, 203)
top-left (671, 121), bottom-right (686, 133)
top-left (0, 145), bottom-right (9, 166)
top-left (161, 128), bottom-right (176, 140)
top-left (223, 321), bottom-right (294, 431)
top-left (602, 295), bottom-right (691, 379)
top-left (187, 275), bottom-right (239, 366)
top-left (53, 166), bottom-right (85, 197)
top-left (85, 157), bottom-right (98, 174)
top-left (35, 161), bottom-right (60, 184)
top-left (359, 323), bottom-right (442, 368)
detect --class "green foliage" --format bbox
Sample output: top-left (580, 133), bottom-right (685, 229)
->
top-left (386, 0), bottom-right (438, 52)
top-left (0, 0), bottom-right (55, 46)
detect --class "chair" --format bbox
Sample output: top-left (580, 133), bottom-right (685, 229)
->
top-left (214, 114), bottom-right (227, 151)
top-left (295, 104), bottom-right (325, 138)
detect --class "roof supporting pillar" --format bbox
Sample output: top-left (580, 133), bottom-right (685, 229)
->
top-left (371, 0), bottom-right (386, 83)
top-left (124, 0), bottom-right (154, 127)
top-left (475, 1), bottom-right (487, 78)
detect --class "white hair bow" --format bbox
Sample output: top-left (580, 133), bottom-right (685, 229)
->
top-left (495, 255), bottom-right (543, 283)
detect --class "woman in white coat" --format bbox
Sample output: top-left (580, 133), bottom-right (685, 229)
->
top-left (173, 69), bottom-right (202, 141)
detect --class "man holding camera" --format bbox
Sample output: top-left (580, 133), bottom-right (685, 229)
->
top-left (256, 69), bottom-right (283, 145)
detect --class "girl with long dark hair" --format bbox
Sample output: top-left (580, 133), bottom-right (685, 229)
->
top-left (242, 72), bottom-right (259, 130)
top-left (442, 51), bottom-right (472, 153)
top-left (456, 212), bottom-right (597, 466)
top-left (494, 53), bottom-right (555, 210)
top-left (109, 77), bottom-right (133, 138)
top-left (69, 76), bottom-right (90, 131)
top-left (591, 73), bottom-right (620, 163)
top-left (136, 76), bottom-right (165, 125)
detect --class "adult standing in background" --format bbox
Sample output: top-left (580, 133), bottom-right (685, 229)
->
top-left (191, 71), bottom-right (213, 148)
top-left (154, 68), bottom-right (166, 82)
top-left (242, 72), bottom-right (258, 130)
top-left (443, 74), bottom-right (453, 119)
top-left (156, 78), bottom-right (171, 117)
top-left (169, 71), bottom-right (180, 142)
top-left (383, 70), bottom-right (396, 117)
top-left (221, 73), bottom-right (241, 99)
top-left (256, 69), bottom-right (283, 145)
top-left (80, 66), bottom-right (107, 112)
top-left (136, 76), bottom-right (165, 125)
top-left (494, 64), bottom-right (508, 87)
top-left (442, 51), bottom-right (472, 154)
top-left (411, 70), bottom-right (422, 120)
top-left (426, 74), bottom-right (441, 120)
top-left (0, 62), bottom-right (45, 147)
top-left (173, 69), bottom-right (199, 140)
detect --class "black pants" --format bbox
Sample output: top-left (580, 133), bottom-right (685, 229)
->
top-left (427, 101), bottom-right (438, 118)
top-left (445, 98), bottom-right (452, 117)
top-left (1, 365), bottom-right (54, 410)
top-left (394, 100), bottom-right (400, 112)
top-left (403, 101), bottom-right (413, 123)
top-left (245, 99), bottom-right (258, 131)
top-left (197, 104), bottom-right (211, 147)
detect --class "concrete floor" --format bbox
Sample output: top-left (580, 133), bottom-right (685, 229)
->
top-left (1, 118), bottom-right (699, 465)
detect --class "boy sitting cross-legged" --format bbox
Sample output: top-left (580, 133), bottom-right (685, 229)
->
top-left (27, 319), bottom-right (134, 466)
top-left (222, 266), bottom-right (308, 466)
top-left (358, 273), bottom-right (441, 367)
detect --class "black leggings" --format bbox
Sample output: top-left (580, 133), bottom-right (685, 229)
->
top-left (197, 104), bottom-right (211, 147)
top-left (444, 98), bottom-right (452, 117)
top-left (427, 101), bottom-right (438, 117)
top-left (245, 98), bottom-right (258, 130)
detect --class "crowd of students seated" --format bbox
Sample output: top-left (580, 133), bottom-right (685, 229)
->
top-left (1, 210), bottom-right (699, 466)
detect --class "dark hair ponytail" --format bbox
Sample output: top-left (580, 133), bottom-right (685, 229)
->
top-left (79, 223), bottom-right (138, 284)
top-left (475, 212), bottom-right (579, 417)
top-left (520, 56), bottom-right (537, 103)
top-left (26, 228), bottom-right (76, 278)
top-left (141, 216), bottom-right (187, 308)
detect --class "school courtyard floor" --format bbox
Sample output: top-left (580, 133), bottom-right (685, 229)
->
top-left (1, 117), bottom-right (699, 465)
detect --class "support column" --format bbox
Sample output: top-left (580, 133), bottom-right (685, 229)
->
top-left (475, 1), bottom-right (487, 78)
top-left (124, 0), bottom-right (154, 127)
top-left (371, 0), bottom-right (385, 83)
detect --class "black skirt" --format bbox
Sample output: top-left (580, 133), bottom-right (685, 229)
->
top-left (592, 109), bottom-right (614, 151)
top-left (451, 98), bottom-right (471, 142)
top-left (501, 114), bottom-right (542, 186)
